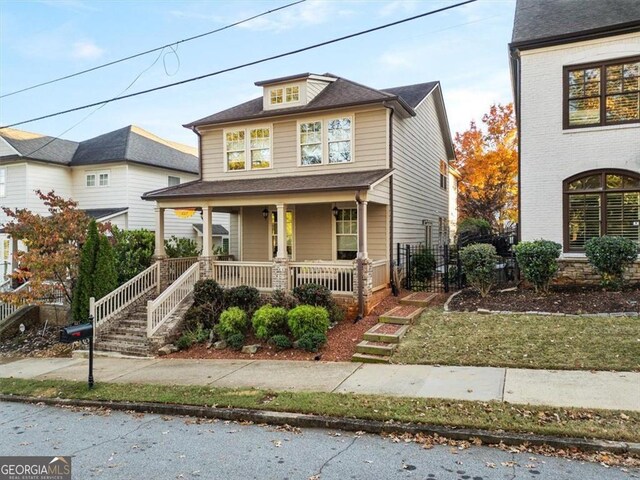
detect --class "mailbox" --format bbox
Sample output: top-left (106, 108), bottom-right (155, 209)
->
top-left (60, 323), bottom-right (93, 344)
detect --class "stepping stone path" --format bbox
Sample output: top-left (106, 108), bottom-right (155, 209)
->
top-left (352, 292), bottom-right (436, 364)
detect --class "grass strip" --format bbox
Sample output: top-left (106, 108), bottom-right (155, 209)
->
top-left (393, 310), bottom-right (640, 371)
top-left (1, 377), bottom-right (638, 443)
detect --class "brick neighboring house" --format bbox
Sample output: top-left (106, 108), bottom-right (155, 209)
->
top-left (0, 126), bottom-right (229, 278)
top-left (509, 0), bottom-right (640, 283)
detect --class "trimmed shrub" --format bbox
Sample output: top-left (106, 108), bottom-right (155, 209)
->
top-left (193, 279), bottom-right (224, 306)
top-left (292, 283), bottom-right (343, 323)
top-left (585, 236), bottom-right (638, 290)
top-left (183, 305), bottom-right (215, 331)
top-left (514, 240), bottom-right (562, 294)
top-left (460, 243), bottom-right (498, 298)
top-left (215, 307), bottom-right (249, 340)
top-left (412, 247), bottom-right (436, 283)
top-left (224, 285), bottom-right (261, 317)
top-left (226, 333), bottom-right (245, 350)
top-left (287, 305), bottom-right (330, 340)
top-left (297, 332), bottom-right (327, 352)
top-left (269, 334), bottom-right (293, 351)
top-left (252, 305), bottom-right (288, 340)
top-left (268, 289), bottom-right (299, 310)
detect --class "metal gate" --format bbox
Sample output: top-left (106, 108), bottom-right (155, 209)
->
top-left (395, 244), bottom-right (464, 293)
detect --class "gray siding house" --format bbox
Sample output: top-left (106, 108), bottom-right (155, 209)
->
top-left (143, 72), bottom-right (454, 313)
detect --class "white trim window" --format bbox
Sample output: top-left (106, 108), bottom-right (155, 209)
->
top-left (168, 175), bottom-right (181, 187)
top-left (298, 116), bottom-right (353, 167)
top-left (270, 88), bottom-right (284, 105)
top-left (224, 127), bottom-right (271, 171)
top-left (99, 172), bottom-right (109, 187)
top-left (328, 117), bottom-right (352, 164)
top-left (299, 121), bottom-right (323, 165)
top-left (86, 173), bottom-right (96, 187)
top-left (285, 86), bottom-right (299, 103)
top-left (336, 208), bottom-right (357, 260)
top-left (270, 210), bottom-right (294, 259)
top-left (269, 85), bottom-right (300, 106)
top-left (86, 171), bottom-right (109, 187)
top-left (0, 168), bottom-right (5, 197)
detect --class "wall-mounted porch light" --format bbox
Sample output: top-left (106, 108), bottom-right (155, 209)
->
top-left (262, 208), bottom-right (269, 219)
top-left (332, 205), bottom-right (339, 219)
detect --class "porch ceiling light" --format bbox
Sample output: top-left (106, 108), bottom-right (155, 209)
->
top-left (332, 205), bottom-right (339, 218)
top-left (262, 208), bottom-right (269, 219)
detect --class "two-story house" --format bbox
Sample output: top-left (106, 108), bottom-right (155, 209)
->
top-left (510, 0), bottom-right (640, 282)
top-left (0, 125), bottom-right (229, 277)
top-left (142, 72), bottom-right (454, 314)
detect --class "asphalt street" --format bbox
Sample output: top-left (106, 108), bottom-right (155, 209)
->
top-left (0, 402), bottom-right (637, 480)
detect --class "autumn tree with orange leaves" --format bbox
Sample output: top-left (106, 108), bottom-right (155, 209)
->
top-left (0, 190), bottom-right (94, 305)
top-left (452, 103), bottom-right (518, 230)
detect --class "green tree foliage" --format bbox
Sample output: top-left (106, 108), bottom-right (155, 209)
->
top-left (112, 227), bottom-right (155, 284)
top-left (71, 220), bottom-right (117, 322)
top-left (460, 243), bottom-right (498, 298)
top-left (165, 236), bottom-right (201, 258)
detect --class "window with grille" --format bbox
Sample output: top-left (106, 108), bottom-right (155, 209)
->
top-left (336, 208), bottom-right (357, 260)
top-left (564, 170), bottom-right (640, 251)
top-left (439, 160), bottom-right (448, 190)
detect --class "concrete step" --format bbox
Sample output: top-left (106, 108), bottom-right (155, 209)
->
top-left (363, 323), bottom-right (409, 344)
top-left (379, 306), bottom-right (424, 325)
top-left (102, 327), bottom-right (147, 338)
top-left (356, 340), bottom-right (396, 356)
top-left (351, 352), bottom-right (390, 364)
top-left (95, 343), bottom-right (151, 357)
top-left (96, 333), bottom-right (149, 346)
top-left (400, 292), bottom-right (436, 307)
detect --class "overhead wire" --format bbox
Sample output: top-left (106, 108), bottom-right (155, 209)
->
top-left (0, 0), bottom-right (477, 130)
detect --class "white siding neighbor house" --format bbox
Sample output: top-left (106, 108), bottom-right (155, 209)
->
top-left (0, 126), bottom-right (229, 277)
top-left (510, 0), bottom-right (640, 281)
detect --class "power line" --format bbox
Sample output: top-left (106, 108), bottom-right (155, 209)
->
top-left (0, 0), bottom-right (477, 129)
top-left (0, 0), bottom-right (306, 99)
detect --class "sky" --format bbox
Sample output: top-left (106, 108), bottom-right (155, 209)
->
top-left (0, 0), bottom-right (517, 148)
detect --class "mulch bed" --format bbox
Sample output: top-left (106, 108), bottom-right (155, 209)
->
top-left (168, 290), bottom-right (441, 362)
top-left (387, 305), bottom-right (421, 317)
top-left (449, 286), bottom-right (640, 315)
top-left (0, 327), bottom-right (75, 358)
top-left (375, 323), bottom-right (405, 334)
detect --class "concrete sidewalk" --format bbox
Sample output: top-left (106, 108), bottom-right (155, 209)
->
top-left (0, 357), bottom-right (638, 411)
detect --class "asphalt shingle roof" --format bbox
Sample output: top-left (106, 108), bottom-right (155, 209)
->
top-left (511, 0), bottom-right (640, 47)
top-left (0, 125), bottom-right (198, 174)
top-left (82, 207), bottom-right (128, 220)
top-left (142, 169), bottom-right (393, 200)
top-left (192, 223), bottom-right (230, 236)
top-left (185, 74), bottom-right (439, 128)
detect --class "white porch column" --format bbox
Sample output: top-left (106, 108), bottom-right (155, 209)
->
top-left (276, 203), bottom-right (287, 259)
top-left (154, 207), bottom-right (166, 258)
top-left (357, 200), bottom-right (368, 259)
top-left (202, 206), bottom-right (213, 258)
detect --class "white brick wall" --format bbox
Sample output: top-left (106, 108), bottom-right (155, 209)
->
top-left (520, 32), bottom-right (640, 255)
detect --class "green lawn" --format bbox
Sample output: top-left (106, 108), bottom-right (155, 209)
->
top-left (1, 377), bottom-right (638, 442)
top-left (392, 310), bottom-right (640, 371)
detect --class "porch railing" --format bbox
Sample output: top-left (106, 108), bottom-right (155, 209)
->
top-left (0, 281), bottom-right (30, 322)
top-left (90, 262), bottom-right (158, 331)
top-left (0, 278), bottom-right (12, 293)
top-left (166, 256), bottom-right (198, 284)
top-left (211, 261), bottom-right (273, 291)
top-left (289, 262), bottom-right (354, 294)
top-left (147, 262), bottom-right (199, 337)
top-left (371, 259), bottom-right (390, 292)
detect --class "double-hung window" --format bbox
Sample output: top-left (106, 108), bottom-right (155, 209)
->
top-left (439, 160), bottom-right (448, 190)
top-left (336, 208), bottom-right (357, 260)
top-left (225, 127), bottom-right (271, 171)
top-left (565, 56), bottom-right (640, 128)
top-left (299, 116), bottom-right (353, 166)
top-left (269, 86), bottom-right (299, 106)
top-left (564, 170), bottom-right (640, 251)
top-left (86, 171), bottom-right (109, 187)
top-left (168, 176), bottom-right (181, 187)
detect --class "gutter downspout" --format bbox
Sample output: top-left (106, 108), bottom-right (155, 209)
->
top-left (191, 126), bottom-right (203, 181)
top-left (355, 190), bottom-right (365, 322)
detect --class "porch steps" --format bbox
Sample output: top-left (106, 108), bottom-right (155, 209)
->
top-left (399, 292), bottom-right (437, 307)
top-left (94, 296), bottom-right (153, 357)
top-left (352, 304), bottom-right (424, 364)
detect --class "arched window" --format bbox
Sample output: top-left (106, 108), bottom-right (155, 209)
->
top-left (563, 170), bottom-right (640, 251)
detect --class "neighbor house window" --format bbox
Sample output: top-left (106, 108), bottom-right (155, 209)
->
top-left (0, 168), bottom-right (5, 197)
top-left (299, 117), bottom-right (353, 166)
top-left (99, 173), bottom-right (109, 187)
top-left (168, 176), bottom-right (181, 187)
top-left (271, 210), bottom-right (294, 259)
top-left (328, 118), bottom-right (352, 164)
top-left (564, 170), bottom-right (640, 251)
top-left (336, 208), bottom-right (357, 260)
top-left (224, 127), bottom-right (271, 171)
top-left (565, 56), bottom-right (640, 128)
top-left (299, 121), bottom-right (322, 165)
top-left (86, 173), bottom-right (96, 187)
top-left (439, 160), bottom-right (448, 190)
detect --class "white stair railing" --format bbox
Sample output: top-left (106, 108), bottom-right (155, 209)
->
top-left (90, 262), bottom-right (158, 331)
top-left (147, 262), bottom-right (199, 337)
top-left (165, 256), bottom-right (198, 284)
top-left (0, 281), bottom-right (31, 322)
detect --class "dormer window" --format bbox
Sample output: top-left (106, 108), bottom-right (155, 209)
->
top-left (269, 86), bottom-right (300, 106)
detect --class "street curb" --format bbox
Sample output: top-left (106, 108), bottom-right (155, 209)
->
top-left (1, 394), bottom-right (638, 456)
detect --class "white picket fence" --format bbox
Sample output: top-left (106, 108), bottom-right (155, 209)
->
top-left (0, 282), bottom-right (31, 322)
top-left (211, 261), bottom-right (273, 291)
top-left (90, 262), bottom-right (158, 331)
top-left (147, 262), bottom-right (199, 337)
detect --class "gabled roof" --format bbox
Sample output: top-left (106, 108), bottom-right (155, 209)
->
top-left (192, 223), bottom-right (230, 236)
top-left (184, 74), bottom-right (439, 128)
top-left (0, 125), bottom-right (199, 174)
top-left (511, 0), bottom-right (640, 50)
top-left (82, 207), bottom-right (128, 220)
top-left (143, 169), bottom-right (393, 201)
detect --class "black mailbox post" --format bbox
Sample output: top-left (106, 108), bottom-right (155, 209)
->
top-left (60, 318), bottom-right (94, 388)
